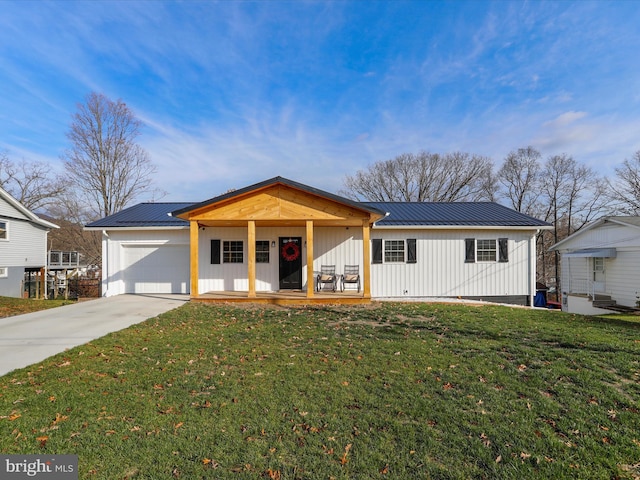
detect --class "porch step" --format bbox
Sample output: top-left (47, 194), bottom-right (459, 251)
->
top-left (591, 295), bottom-right (640, 314)
top-left (601, 303), bottom-right (640, 314)
top-left (592, 294), bottom-right (614, 307)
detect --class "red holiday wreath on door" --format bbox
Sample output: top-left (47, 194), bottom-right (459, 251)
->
top-left (281, 241), bottom-right (300, 262)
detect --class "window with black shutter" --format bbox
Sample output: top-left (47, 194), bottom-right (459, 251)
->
top-left (465, 238), bottom-right (475, 263)
top-left (372, 239), bottom-right (383, 264)
top-left (407, 238), bottom-right (417, 264)
top-left (499, 238), bottom-right (509, 262)
top-left (211, 239), bottom-right (221, 264)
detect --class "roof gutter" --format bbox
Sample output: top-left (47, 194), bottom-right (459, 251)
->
top-left (83, 225), bottom-right (189, 232)
top-left (371, 224), bottom-right (553, 231)
top-left (372, 211), bottom-right (391, 227)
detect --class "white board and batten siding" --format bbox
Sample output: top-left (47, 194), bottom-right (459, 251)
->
top-left (197, 226), bottom-right (364, 293)
top-left (197, 226), bottom-right (535, 300)
top-left (370, 229), bottom-right (535, 299)
top-left (102, 229), bottom-right (190, 296)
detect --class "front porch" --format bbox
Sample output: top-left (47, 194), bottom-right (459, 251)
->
top-left (171, 177), bottom-right (386, 304)
top-left (193, 289), bottom-right (368, 305)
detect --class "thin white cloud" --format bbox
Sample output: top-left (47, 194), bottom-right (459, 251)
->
top-left (543, 111), bottom-right (588, 129)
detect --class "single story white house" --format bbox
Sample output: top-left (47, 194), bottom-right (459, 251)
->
top-left (0, 186), bottom-right (59, 298)
top-left (85, 177), bottom-right (551, 305)
top-left (550, 216), bottom-right (640, 315)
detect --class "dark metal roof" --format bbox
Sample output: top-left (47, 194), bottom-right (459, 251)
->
top-left (85, 203), bottom-right (193, 228)
top-left (364, 202), bottom-right (552, 227)
top-left (87, 200), bottom-right (551, 229)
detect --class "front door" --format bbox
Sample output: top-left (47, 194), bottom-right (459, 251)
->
top-left (592, 257), bottom-right (605, 294)
top-left (279, 237), bottom-right (303, 290)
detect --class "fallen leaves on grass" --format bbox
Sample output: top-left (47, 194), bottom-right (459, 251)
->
top-left (52, 413), bottom-right (68, 425)
top-left (202, 458), bottom-right (219, 469)
top-left (264, 469), bottom-right (281, 479)
top-left (520, 452), bottom-right (531, 461)
top-left (340, 443), bottom-right (352, 465)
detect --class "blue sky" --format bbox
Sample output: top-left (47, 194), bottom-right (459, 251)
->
top-left (1, 0), bottom-right (639, 202)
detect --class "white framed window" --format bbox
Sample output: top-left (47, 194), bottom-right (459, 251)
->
top-left (384, 240), bottom-right (405, 263)
top-left (593, 257), bottom-right (605, 272)
top-left (256, 240), bottom-right (270, 263)
top-left (476, 239), bottom-right (497, 262)
top-left (223, 240), bottom-right (243, 263)
top-left (0, 221), bottom-right (7, 241)
top-left (0, 267), bottom-right (7, 278)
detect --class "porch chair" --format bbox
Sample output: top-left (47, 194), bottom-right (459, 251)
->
top-left (316, 265), bottom-right (338, 292)
top-left (340, 265), bottom-right (361, 292)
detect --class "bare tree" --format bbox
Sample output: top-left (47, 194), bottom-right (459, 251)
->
top-left (341, 150), bottom-right (495, 202)
top-left (497, 146), bottom-right (542, 216)
top-left (541, 154), bottom-right (606, 237)
top-left (539, 154), bottom-right (607, 294)
top-left (45, 192), bottom-right (102, 264)
top-left (0, 151), bottom-right (65, 211)
top-left (62, 92), bottom-right (161, 220)
top-left (607, 150), bottom-right (640, 214)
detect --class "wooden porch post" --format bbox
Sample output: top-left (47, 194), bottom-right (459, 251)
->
top-left (306, 220), bottom-right (314, 298)
top-left (362, 221), bottom-right (371, 298)
top-left (248, 220), bottom-right (256, 297)
top-left (190, 220), bottom-right (199, 298)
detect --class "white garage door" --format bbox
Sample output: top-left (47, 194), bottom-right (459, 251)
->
top-left (122, 244), bottom-right (190, 294)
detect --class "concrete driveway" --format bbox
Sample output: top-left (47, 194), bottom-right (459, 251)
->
top-left (0, 294), bottom-right (188, 376)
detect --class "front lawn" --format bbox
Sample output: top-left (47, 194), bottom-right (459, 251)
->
top-left (596, 313), bottom-right (640, 325)
top-left (0, 296), bottom-right (75, 318)
top-left (1, 302), bottom-right (639, 479)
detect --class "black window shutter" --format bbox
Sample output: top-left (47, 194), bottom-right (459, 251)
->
top-left (211, 239), bottom-right (221, 264)
top-left (499, 238), bottom-right (509, 262)
top-left (465, 238), bottom-right (475, 263)
top-left (372, 239), bottom-right (383, 264)
top-left (407, 238), bottom-right (417, 263)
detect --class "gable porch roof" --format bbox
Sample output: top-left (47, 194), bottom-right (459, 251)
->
top-left (170, 176), bottom-right (387, 227)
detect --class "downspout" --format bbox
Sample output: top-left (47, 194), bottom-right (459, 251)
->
top-left (44, 230), bottom-right (49, 300)
top-left (103, 230), bottom-right (109, 297)
top-left (530, 231), bottom-right (537, 308)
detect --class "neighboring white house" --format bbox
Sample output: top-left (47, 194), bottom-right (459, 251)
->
top-left (550, 216), bottom-right (640, 315)
top-left (85, 177), bottom-right (551, 306)
top-left (0, 186), bottom-right (59, 298)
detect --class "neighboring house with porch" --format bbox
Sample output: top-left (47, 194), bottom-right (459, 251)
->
top-left (85, 177), bottom-right (551, 306)
top-left (0, 186), bottom-right (59, 298)
top-left (550, 216), bottom-right (640, 315)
